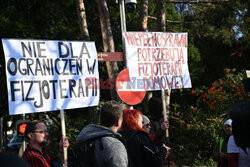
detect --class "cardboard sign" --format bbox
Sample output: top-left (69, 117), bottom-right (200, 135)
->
top-left (2, 39), bottom-right (99, 115)
top-left (123, 32), bottom-right (192, 91)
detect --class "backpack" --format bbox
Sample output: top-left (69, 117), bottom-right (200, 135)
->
top-left (68, 134), bottom-right (117, 167)
top-left (68, 132), bottom-right (140, 167)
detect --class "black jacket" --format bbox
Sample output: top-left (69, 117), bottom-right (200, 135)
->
top-left (119, 130), bottom-right (167, 167)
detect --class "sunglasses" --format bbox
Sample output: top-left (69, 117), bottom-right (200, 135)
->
top-left (144, 123), bottom-right (151, 128)
top-left (33, 130), bottom-right (48, 134)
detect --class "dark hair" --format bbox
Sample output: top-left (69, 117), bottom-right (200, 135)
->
top-left (148, 97), bottom-right (163, 119)
top-left (229, 100), bottom-right (250, 152)
top-left (232, 120), bottom-right (250, 153)
top-left (121, 109), bottom-right (144, 131)
top-left (228, 100), bottom-right (250, 120)
top-left (100, 100), bottom-right (123, 127)
top-left (24, 120), bottom-right (44, 141)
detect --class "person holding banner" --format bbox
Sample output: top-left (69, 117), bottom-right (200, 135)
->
top-left (148, 97), bottom-right (176, 166)
top-left (148, 97), bottom-right (171, 146)
top-left (22, 120), bottom-right (69, 167)
top-left (120, 109), bottom-right (168, 167)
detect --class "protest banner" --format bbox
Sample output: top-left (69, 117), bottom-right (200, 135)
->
top-left (123, 32), bottom-right (192, 91)
top-left (2, 39), bottom-right (99, 115)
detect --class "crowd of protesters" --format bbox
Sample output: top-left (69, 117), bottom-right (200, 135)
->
top-left (0, 98), bottom-right (249, 167)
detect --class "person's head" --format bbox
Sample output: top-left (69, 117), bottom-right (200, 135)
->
top-left (100, 100), bottom-right (124, 130)
top-left (223, 119), bottom-right (232, 135)
top-left (228, 100), bottom-right (250, 152)
top-left (25, 120), bottom-right (48, 147)
top-left (148, 97), bottom-right (162, 119)
top-left (232, 120), bottom-right (250, 152)
top-left (142, 115), bottom-right (151, 133)
top-left (121, 109), bottom-right (144, 131)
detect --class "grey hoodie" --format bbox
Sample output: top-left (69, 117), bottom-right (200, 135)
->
top-left (76, 124), bottom-right (128, 167)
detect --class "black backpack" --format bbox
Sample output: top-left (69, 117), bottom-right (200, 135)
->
top-left (68, 134), bottom-right (118, 167)
top-left (68, 132), bottom-right (140, 167)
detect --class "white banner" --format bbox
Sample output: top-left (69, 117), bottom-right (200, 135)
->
top-left (123, 32), bottom-right (192, 91)
top-left (2, 39), bottom-right (99, 115)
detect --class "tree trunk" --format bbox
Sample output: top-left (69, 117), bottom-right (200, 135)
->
top-left (139, 0), bottom-right (152, 113)
top-left (96, 0), bottom-right (120, 101)
top-left (140, 0), bottom-right (148, 31)
top-left (155, 0), bottom-right (166, 32)
top-left (155, 0), bottom-right (171, 137)
top-left (76, 0), bottom-right (90, 40)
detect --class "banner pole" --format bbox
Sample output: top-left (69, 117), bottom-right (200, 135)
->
top-left (161, 89), bottom-right (169, 137)
top-left (22, 114), bottom-right (26, 153)
top-left (60, 110), bottom-right (67, 166)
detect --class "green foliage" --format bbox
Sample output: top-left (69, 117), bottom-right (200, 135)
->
top-left (182, 0), bottom-right (249, 84)
top-left (170, 69), bottom-right (249, 166)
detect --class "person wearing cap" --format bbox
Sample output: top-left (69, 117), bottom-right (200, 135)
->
top-left (142, 114), bottom-right (171, 164)
top-left (142, 115), bottom-right (151, 134)
top-left (213, 119), bottom-right (232, 167)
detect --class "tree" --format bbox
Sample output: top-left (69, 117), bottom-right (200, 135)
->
top-left (140, 0), bottom-right (149, 31)
top-left (95, 0), bottom-right (120, 101)
top-left (155, 0), bottom-right (166, 31)
top-left (76, 0), bottom-right (90, 41)
top-left (180, 0), bottom-right (249, 84)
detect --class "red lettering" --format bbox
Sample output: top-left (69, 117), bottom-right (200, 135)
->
top-left (162, 62), bottom-right (168, 75)
top-left (171, 62), bottom-right (177, 75)
top-left (142, 48), bottom-right (148, 61)
top-left (125, 33), bottom-right (135, 46)
top-left (178, 48), bottom-right (185, 64)
top-left (177, 61), bottom-right (182, 74)
top-left (166, 76), bottom-right (173, 89)
top-left (153, 63), bottom-right (158, 76)
top-left (146, 48), bottom-right (151, 61)
top-left (166, 62), bottom-right (171, 75)
top-left (174, 34), bottom-right (181, 47)
top-left (106, 79), bottom-right (114, 89)
top-left (138, 63), bottom-right (144, 76)
top-left (137, 48), bottom-right (142, 61)
top-left (180, 76), bottom-right (184, 88)
top-left (99, 79), bottom-right (106, 89)
top-left (157, 62), bottom-right (163, 75)
top-left (169, 34), bottom-right (173, 47)
top-left (152, 33), bottom-right (157, 47)
top-left (160, 76), bottom-right (167, 89)
top-left (134, 34), bottom-right (141, 46)
top-left (180, 34), bottom-right (187, 47)
top-left (173, 76), bottom-right (179, 88)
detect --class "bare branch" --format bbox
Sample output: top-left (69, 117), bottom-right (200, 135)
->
top-left (165, 0), bottom-right (229, 3)
top-left (148, 16), bottom-right (157, 20)
top-left (148, 16), bottom-right (193, 24)
top-left (166, 20), bottom-right (193, 23)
